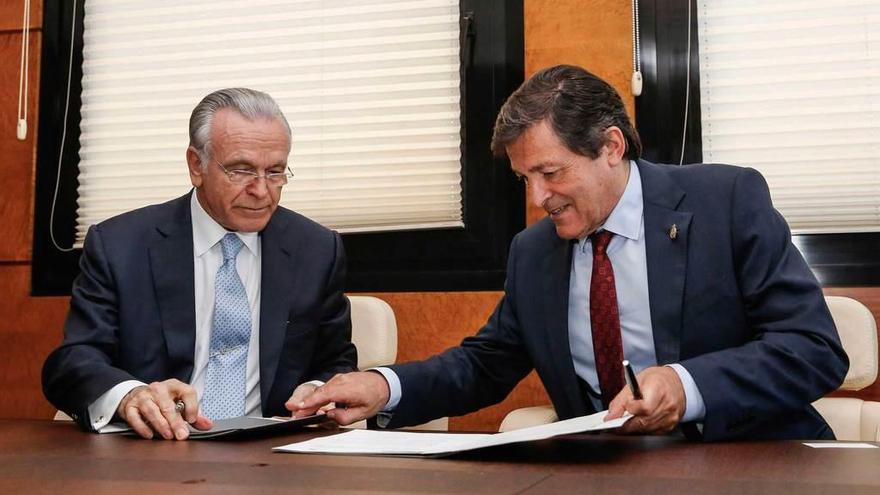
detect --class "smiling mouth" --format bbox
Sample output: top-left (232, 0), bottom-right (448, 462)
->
top-left (547, 204), bottom-right (569, 217)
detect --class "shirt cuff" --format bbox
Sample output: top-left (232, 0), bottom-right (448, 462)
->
top-left (88, 380), bottom-right (145, 431)
top-left (666, 363), bottom-right (706, 422)
top-left (370, 367), bottom-right (401, 411)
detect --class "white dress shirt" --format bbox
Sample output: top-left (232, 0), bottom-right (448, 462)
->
top-left (87, 192), bottom-right (263, 430)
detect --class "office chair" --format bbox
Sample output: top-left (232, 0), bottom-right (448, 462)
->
top-left (500, 296), bottom-right (880, 440)
top-left (347, 295), bottom-right (448, 431)
top-left (812, 296), bottom-right (880, 441)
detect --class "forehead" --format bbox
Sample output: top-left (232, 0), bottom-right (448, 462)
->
top-left (210, 109), bottom-right (290, 155)
top-left (506, 120), bottom-right (576, 173)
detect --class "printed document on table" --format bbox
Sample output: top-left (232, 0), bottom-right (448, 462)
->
top-left (273, 410), bottom-right (631, 457)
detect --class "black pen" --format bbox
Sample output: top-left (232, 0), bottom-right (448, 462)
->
top-left (623, 360), bottom-right (642, 400)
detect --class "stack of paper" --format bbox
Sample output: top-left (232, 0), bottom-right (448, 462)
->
top-left (274, 410), bottom-right (630, 457)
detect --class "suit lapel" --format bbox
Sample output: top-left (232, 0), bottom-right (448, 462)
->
top-left (541, 232), bottom-right (589, 417)
top-left (638, 161), bottom-right (692, 365)
top-left (149, 194), bottom-right (197, 381)
top-left (257, 212), bottom-right (301, 410)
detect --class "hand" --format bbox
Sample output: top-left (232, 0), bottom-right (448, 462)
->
top-left (284, 383), bottom-right (336, 417)
top-left (604, 366), bottom-right (686, 435)
top-left (116, 379), bottom-right (213, 440)
top-left (287, 371), bottom-right (391, 425)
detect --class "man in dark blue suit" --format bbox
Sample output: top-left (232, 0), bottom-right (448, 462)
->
top-left (295, 65), bottom-right (848, 440)
top-left (43, 88), bottom-right (357, 440)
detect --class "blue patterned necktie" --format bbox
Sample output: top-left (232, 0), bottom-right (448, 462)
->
top-left (201, 233), bottom-right (251, 419)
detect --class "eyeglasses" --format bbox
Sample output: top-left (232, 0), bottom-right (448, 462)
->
top-left (215, 161), bottom-right (294, 188)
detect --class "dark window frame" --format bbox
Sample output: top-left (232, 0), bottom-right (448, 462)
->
top-left (635, 0), bottom-right (880, 286)
top-left (32, 0), bottom-right (525, 296)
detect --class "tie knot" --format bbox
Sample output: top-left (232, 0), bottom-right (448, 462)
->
top-left (220, 233), bottom-right (244, 261)
top-left (590, 230), bottom-right (614, 254)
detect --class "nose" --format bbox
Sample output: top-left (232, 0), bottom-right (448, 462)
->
top-left (246, 176), bottom-right (271, 198)
top-left (528, 178), bottom-right (551, 208)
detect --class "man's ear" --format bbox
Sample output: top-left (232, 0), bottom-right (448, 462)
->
top-left (603, 126), bottom-right (627, 165)
top-left (186, 146), bottom-right (204, 188)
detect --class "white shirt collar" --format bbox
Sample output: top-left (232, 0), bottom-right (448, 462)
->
top-left (578, 160), bottom-right (643, 251)
top-left (190, 191), bottom-right (259, 257)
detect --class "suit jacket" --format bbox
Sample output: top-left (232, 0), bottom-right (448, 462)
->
top-left (387, 160), bottom-right (849, 441)
top-left (42, 192), bottom-right (357, 430)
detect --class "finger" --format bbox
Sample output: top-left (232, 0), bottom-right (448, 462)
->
top-left (150, 382), bottom-right (189, 440)
top-left (191, 415), bottom-right (213, 431)
top-left (604, 387), bottom-right (632, 421)
top-left (620, 416), bottom-right (649, 434)
top-left (325, 406), bottom-right (370, 426)
top-left (174, 385), bottom-right (201, 424)
top-left (123, 402), bottom-right (154, 439)
top-left (285, 384), bottom-right (319, 412)
top-left (138, 396), bottom-right (174, 440)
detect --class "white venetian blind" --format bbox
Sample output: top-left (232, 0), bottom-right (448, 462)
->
top-left (76, 0), bottom-right (462, 244)
top-left (697, 0), bottom-right (880, 233)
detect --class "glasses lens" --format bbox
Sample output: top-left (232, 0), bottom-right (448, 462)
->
top-left (227, 170), bottom-right (255, 184)
top-left (268, 175), bottom-right (289, 187)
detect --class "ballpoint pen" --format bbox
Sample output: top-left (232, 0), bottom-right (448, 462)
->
top-left (623, 360), bottom-right (643, 400)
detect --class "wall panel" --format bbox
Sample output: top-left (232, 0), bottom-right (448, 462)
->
top-left (0, 32), bottom-right (40, 261)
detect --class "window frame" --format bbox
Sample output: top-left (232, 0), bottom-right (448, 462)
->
top-left (635, 0), bottom-right (880, 286)
top-left (32, 0), bottom-right (525, 295)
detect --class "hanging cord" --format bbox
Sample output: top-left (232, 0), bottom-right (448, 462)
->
top-left (631, 0), bottom-right (642, 96)
top-left (678, 0), bottom-right (693, 165)
top-left (16, 0), bottom-right (31, 141)
top-left (50, 0), bottom-right (78, 252)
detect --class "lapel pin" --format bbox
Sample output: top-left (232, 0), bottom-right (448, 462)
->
top-left (668, 224), bottom-right (678, 240)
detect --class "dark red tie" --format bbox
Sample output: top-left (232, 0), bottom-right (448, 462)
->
top-left (589, 230), bottom-right (624, 409)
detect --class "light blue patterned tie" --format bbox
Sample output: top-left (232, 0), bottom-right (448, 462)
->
top-left (201, 233), bottom-right (251, 419)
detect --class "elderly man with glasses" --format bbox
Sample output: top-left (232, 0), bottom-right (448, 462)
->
top-left (43, 88), bottom-right (357, 440)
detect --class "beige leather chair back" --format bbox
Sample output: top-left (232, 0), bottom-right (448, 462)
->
top-left (812, 296), bottom-right (880, 441)
top-left (347, 295), bottom-right (447, 431)
top-left (348, 295), bottom-right (398, 370)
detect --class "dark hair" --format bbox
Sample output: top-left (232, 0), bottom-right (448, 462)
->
top-left (491, 65), bottom-right (641, 160)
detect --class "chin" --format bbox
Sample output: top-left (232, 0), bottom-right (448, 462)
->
top-left (229, 218), bottom-right (271, 233)
top-left (554, 225), bottom-right (582, 240)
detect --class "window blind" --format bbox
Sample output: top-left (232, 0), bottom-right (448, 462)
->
top-left (697, 0), bottom-right (880, 233)
top-left (76, 0), bottom-right (462, 244)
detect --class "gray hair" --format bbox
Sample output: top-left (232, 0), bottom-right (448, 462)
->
top-left (188, 87), bottom-right (292, 163)
top-left (491, 65), bottom-right (642, 160)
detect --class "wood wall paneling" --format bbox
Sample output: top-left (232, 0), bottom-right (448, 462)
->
top-left (0, 32), bottom-right (40, 261)
top-left (523, 0), bottom-right (635, 226)
top-left (0, 0), bottom-right (42, 33)
top-left (0, 265), bottom-right (69, 419)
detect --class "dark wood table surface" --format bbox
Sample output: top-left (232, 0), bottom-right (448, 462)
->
top-left (2, 420), bottom-right (879, 494)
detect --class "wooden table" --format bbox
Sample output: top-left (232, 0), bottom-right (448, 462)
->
top-left (2, 420), bottom-right (879, 494)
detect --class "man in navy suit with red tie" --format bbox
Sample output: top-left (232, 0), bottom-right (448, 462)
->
top-left (294, 65), bottom-right (848, 441)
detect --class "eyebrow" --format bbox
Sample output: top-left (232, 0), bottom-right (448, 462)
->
top-left (226, 158), bottom-right (287, 170)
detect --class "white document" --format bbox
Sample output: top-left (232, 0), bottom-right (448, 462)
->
top-left (803, 442), bottom-right (879, 449)
top-left (273, 410), bottom-right (631, 456)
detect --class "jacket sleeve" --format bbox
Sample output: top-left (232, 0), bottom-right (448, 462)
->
top-left (303, 231), bottom-right (358, 383)
top-left (384, 234), bottom-right (535, 428)
top-left (680, 167), bottom-right (849, 440)
top-left (42, 225), bottom-right (138, 431)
